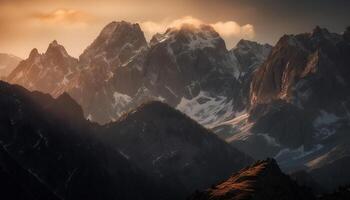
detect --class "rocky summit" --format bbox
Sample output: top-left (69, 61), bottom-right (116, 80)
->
top-left (188, 158), bottom-right (315, 200)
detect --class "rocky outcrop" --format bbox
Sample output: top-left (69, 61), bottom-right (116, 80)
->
top-left (188, 158), bottom-right (315, 200)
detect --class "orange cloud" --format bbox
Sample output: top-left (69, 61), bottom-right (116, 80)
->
top-left (31, 9), bottom-right (93, 25)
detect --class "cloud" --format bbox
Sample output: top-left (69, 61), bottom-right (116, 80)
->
top-left (30, 9), bottom-right (93, 25)
top-left (211, 21), bottom-right (254, 38)
top-left (140, 16), bottom-right (255, 48)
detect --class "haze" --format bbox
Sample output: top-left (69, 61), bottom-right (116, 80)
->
top-left (0, 0), bottom-right (349, 58)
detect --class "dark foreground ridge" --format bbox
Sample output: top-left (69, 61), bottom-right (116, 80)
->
top-left (0, 81), bottom-right (251, 199)
top-left (101, 100), bottom-right (253, 197)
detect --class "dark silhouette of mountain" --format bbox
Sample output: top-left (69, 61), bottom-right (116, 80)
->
top-left (0, 80), bottom-right (175, 200)
top-left (0, 80), bottom-right (251, 199)
top-left (0, 53), bottom-right (21, 80)
top-left (290, 170), bottom-right (326, 195)
top-left (0, 145), bottom-right (61, 200)
top-left (319, 185), bottom-right (350, 200)
top-left (188, 158), bottom-right (316, 200)
top-left (100, 101), bottom-right (252, 198)
top-left (308, 148), bottom-right (350, 192)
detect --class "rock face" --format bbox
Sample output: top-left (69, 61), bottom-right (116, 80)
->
top-left (188, 158), bottom-right (315, 200)
top-left (7, 21), bottom-right (271, 126)
top-left (230, 39), bottom-right (272, 75)
top-left (250, 26), bottom-right (350, 109)
top-left (120, 24), bottom-right (250, 127)
top-left (59, 21), bottom-right (149, 123)
top-left (70, 22), bottom-right (243, 124)
top-left (7, 41), bottom-right (78, 95)
top-left (101, 101), bottom-right (252, 198)
top-left (0, 53), bottom-right (21, 80)
top-left (0, 81), bottom-right (174, 200)
top-left (219, 27), bottom-right (350, 191)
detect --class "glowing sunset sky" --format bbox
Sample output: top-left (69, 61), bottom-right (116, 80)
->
top-left (0, 0), bottom-right (349, 58)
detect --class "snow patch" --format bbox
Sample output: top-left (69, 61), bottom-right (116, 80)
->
top-left (113, 91), bottom-right (132, 108)
top-left (119, 150), bottom-right (130, 160)
top-left (165, 86), bottom-right (178, 97)
top-left (187, 34), bottom-right (218, 50)
top-left (177, 91), bottom-right (234, 127)
top-left (87, 114), bottom-right (93, 121)
top-left (257, 133), bottom-right (281, 147)
top-left (275, 144), bottom-right (323, 161)
top-left (313, 110), bottom-right (339, 127)
top-left (313, 110), bottom-right (340, 139)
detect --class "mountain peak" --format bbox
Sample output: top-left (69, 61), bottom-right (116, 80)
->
top-left (312, 26), bottom-right (329, 35)
top-left (79, 20), bottom-right (147, 65)
top-left (100, 21), bottom-right (139, 36)
top-left (235, 39), bottom-right (271, 51)
top-left (103, 100), bottom-right (252, 197)
top-left (45, 40), bottom-right (71, 58)
top-left (189, 158), bottom-right (315, 200)
top-left (230, 39), bottom-right (272, 73)
top-left (168, 23), bottom-right (219, 39)
top-left (150, 23), bottom-right (225, 51)
top-left (50, 40), bottom-right (59, 46)
top-left (53, 92), bottom-right (85, 120)
top-left (28, 48), bottom-right (40, 59)
top-left (311, 26), bottom-right (332, 38)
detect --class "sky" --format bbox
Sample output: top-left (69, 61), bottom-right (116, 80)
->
top-left (0, 0), bottom-right (349, 58)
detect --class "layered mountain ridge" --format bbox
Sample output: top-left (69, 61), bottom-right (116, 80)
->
top-left (5, 20), bottom-right (350, 195)
top-left (0, 80), bottom-right (170, 200)
top-left (0, 80), bottom-right (251, 199)
top-left (101, 101), bottom-right (252, 196)
top-left (7, 21), bottom-right (272, 125)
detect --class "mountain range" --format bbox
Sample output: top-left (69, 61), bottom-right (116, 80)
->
top-left (215, 26), bottom-right (350, 191)
top-left (7, 21), bottom-right (272, 126)
top-left (1, 20), bottom-right (350, 199)
top-left (0, 80), bottom-right (251, 199)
